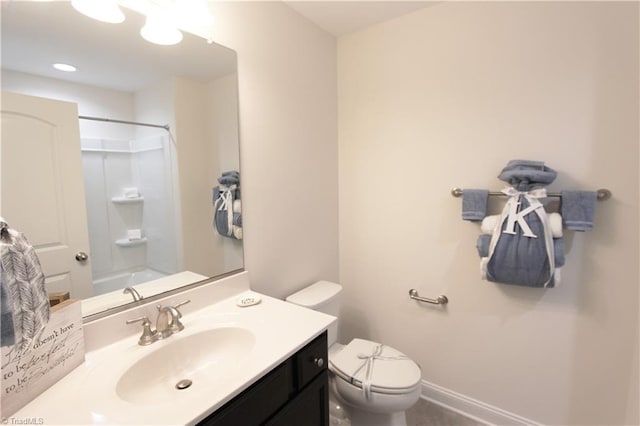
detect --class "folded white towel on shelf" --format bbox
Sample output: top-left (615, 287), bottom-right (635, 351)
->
top-left (127, 229), bottom-right (142, 240)
top-left (124, 187), bottom-right (140, 198)
top-left (481, 213), bottom-right (563, 238)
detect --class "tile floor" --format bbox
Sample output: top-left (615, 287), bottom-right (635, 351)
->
top-left (406, 398), bottom-right (487, 426)
top-left (331, 397), bottom-right (486, 426)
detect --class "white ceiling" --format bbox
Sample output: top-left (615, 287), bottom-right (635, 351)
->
top-left (1, 1), bottom-right (236, 92)
top-left (283, 1), bottom-right (435, 37)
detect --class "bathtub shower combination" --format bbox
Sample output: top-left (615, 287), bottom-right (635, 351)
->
top-left (80, 124), bottom-right (180, 297)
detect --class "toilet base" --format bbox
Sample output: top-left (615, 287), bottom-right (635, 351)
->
top-left (329, 374), bottom-right (415, 426)
top-left (329, 396), bottom-right (350, 425)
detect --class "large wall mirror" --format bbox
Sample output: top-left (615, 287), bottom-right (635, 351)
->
top-left (1, 2), bottom-right (243, 319)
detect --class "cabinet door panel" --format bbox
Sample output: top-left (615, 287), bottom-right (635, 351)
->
top-left (266, 371), bottom-right (329, 426)
top-left (199, 361), bottom-right (293, 426)
top-left (197, 331), bottom-right (328, 426)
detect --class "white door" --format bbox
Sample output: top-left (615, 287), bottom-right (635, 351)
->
top-left (1, 91), bottom-right (93, 299)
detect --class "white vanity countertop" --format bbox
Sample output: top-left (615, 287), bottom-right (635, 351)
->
top-left (13, 274), bottom-right (335, 425)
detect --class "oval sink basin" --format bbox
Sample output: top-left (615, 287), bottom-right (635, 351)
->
top-left (116, 327), bottom-right (256, 404)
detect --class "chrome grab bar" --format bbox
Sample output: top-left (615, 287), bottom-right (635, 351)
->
top-left (409, 289), bottom-right (448, 305)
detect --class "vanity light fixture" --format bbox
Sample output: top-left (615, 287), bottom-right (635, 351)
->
top-left (71, 0), bottom-right (125, 24)
top-left (70, 0), bottom-right (214, 46)
top-left (140, 10), bottom-right (183, 46)
top-left (53, 63), bottom-right (78, 72)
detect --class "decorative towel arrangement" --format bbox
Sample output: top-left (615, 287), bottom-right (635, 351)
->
top-left (0, 218), bottom-right (50, 350)
top-left (213, 171), bottom-right (242, 240)
top-left (461, 160), bottom-right (598, 288)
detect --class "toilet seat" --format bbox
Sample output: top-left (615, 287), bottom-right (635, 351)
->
top-left (329, 338), bottom-right (421, 395)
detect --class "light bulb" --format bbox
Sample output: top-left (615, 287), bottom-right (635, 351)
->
top-left (140, 13), bottom-right (183, 46)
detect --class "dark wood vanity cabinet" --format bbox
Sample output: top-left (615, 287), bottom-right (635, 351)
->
top-left (198, 331), bottom-right (329, 426)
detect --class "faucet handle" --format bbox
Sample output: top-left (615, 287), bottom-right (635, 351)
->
top-left (126, 316), bottom-right (157, 346)
top-left (174, 300), bottom-right (191, 310)
top-left (169, 300), bottom-right (191, 333)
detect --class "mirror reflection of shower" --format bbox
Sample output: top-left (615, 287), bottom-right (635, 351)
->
top-left (79, 117), bottom-right (180, 297)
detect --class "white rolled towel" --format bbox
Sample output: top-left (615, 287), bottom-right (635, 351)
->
top-left (127, 229), bottom-right (142, 241)
top-left (232, 225), bottom-right (243, 240)
top-left (480, 215), bottom-right (500, 235)
top-left (548, 213), bottom-right (563, 238)
top-left (480, 213), bottom-right (563, 237)
top-left (233, 199), bottom-right (242, 214)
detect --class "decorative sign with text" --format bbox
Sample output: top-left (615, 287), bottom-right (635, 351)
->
top-left (1, 300), bottom-right (85, 418)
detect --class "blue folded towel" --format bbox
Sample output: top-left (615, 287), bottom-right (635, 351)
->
top-left (561, 190), bottom-right (597, 231)
top-left (476, 234), bottom-right (565, 267)
top-left (218, 170), bottom-right (240, 186)
top-left (554, 237), bottom-right (565, 267)
top-left (462, 189), bottom-right (489, 221)
top-left (476, 234), bottom-right (492, 257)
top-left (498, 160), bottom-right (557, 191)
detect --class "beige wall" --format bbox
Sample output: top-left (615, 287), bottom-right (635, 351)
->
top-left (174, 77), bottom-right (221, 276)
top-left (338, 2), bottom-right (638, 425)
top-left (206, 74), bottom-right (244, 271)
top-left (209, 1), bottom-right (340, 298)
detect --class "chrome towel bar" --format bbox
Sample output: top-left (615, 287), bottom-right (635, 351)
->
top-left (409, 289), bottom-right (448, 305)
top-left (451, 187), bottom-right (612, 201)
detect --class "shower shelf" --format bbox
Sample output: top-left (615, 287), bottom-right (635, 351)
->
top-left (112, 196), bottom-right (144, 204)
top-left (115, 238), bottom-right (147, 247)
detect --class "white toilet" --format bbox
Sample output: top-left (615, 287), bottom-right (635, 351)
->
top-left (286, 281), bottom-right (422, 426)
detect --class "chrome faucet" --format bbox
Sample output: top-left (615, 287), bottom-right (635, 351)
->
top-left (155, 305), bottom-right (177, 339)
top-left (126, 300), bottom-right (191, 346)
top-left (123, 286), bottom-right (143, 302)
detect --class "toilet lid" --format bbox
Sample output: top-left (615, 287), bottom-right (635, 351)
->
top-left (329, 338), bottom-right (421, 393)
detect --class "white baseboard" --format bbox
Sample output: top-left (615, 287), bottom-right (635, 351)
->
top-left (420, 380), bottom-right (542, 426)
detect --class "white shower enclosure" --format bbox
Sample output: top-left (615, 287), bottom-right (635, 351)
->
top-left (81, 132), bottom-right (179, 295)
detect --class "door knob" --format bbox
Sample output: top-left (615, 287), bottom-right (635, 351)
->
top-left (75, 252), bottom-right (88, 262)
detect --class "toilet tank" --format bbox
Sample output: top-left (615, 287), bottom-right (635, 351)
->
top-left (286, 281), bottom-right (342, 346)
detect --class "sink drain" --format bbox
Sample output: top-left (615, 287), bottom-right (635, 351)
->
top-left (175, 379), bottom-right (193, 390)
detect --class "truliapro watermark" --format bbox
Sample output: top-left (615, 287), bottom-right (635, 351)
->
top-left (1, 417), bottom-right (45, 425)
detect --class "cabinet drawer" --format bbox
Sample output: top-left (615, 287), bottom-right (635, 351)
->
top-left (295, 332), bottom-right (328, 390)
